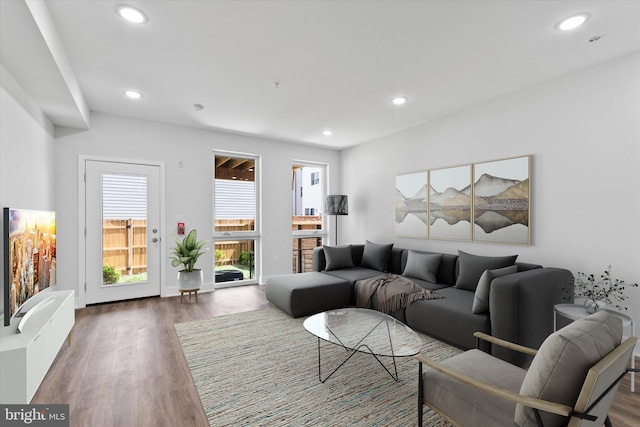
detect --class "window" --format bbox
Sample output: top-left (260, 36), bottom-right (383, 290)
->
top-left (311, 172), bottom-right (320, 185)
top-left (213, 153), bottom-right (259, 287)
top-left (292, 162), bottom-right (326, 273)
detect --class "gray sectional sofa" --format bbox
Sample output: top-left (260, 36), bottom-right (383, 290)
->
top-left (266, 242), bottom-right (573, 367)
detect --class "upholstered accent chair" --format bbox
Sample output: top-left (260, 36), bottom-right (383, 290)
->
top-left (415, 310), bottom-right (637, 427)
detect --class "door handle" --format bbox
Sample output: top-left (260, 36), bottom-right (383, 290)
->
top-left (152, 237), bottom-right (159, 243)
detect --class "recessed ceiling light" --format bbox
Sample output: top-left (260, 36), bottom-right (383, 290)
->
top-left (322, 130), bottom-right (333, 136)
top-left (116, 5), bottom-right (148, 24)
top-left (392, 97), bottom-right (407, 105)
top-left (556, 13), bottom-right (590, 31)
top-left (124, 90), bottom-right (143, 99)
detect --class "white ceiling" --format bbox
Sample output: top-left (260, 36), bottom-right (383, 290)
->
top-left (2, 1), bottom-right (639, 149)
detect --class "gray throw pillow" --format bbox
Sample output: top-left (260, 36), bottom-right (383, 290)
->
top-left (455, 251), bottom-right (518, 291)
top-left (515, 310), bottom-right (622, 427)
top-left (360, 240), bottom-right (393, 271)
top-left (323, 245), bottom-right (355, 271)
top-left (402, 251), bottom-right (442, 283)
top-left (472, 265), bottom-right (518, 313)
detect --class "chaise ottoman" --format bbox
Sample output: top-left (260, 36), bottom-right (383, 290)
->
top-left (265, 272), bottom-right (351, 318)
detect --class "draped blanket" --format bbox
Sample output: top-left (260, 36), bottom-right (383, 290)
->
top-left (355, 273), bottom-right (444, 314)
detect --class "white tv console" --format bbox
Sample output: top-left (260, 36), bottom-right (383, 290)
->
top-left (0, 289), bottom-right (75, 404)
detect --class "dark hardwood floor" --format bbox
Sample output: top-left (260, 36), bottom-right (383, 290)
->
top-left (32, 285), bottom-right (639, 427)
top-left (33, 286), bottom-right (270, 426)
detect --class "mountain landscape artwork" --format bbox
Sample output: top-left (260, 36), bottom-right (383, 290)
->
top-left (395, 171), bottom-right (428, 238)
top-left (394, 155), bottom-right (530, 244)
top-left (429, 165), bottom-right (472, 241)
top-left (473, 156), bottom-right (530, 244)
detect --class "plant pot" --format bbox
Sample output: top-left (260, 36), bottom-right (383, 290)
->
top-left (178, 269), bottom-right (203, 290)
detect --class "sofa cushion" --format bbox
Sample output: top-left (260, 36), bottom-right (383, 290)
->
top-left (387, 247), bottom-right (405, 275)
top-left (323, 267), bottom-right (383, 288)
top-left (265, 272), bottom-right (351, 318)
top-left (423, 349), bottom-right (526, 427)
top-left (323, 245), bottom-right (355, 271)
top-left (515, 310), bottom-right (623, 427)
top-left (409, 279), bottom-right (450, 291)
top-left (406, 287), bottom-right (490, 350)
top-left (324, 267), bottom-right (386, 304)
top-left (400, 250), bottom-right (458, 286)
top-left (472, 265), bottom-right (518, 314)
top-left (402, 251), bottom-right (442, 283)
top-left (455, 251), bottom-right (518, 291)
top-left (360, 240), bottom-right (393, 271)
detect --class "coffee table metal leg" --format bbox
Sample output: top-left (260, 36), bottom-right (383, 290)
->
top-left (356, 319), bottom-right (400, 381)
top-left (316, 318), bottom-right (401, 382)
top-left (317, 337), bottom-right (360, 383)
top-left (358, 344), bottom-right (399, 381)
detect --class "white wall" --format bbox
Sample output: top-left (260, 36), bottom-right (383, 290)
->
top-left (54, 112), bottom-right (340, 305)
top-left (0, 65), bottom-right (56, 320)
top-left (341, 53), bottom-right (640, 339)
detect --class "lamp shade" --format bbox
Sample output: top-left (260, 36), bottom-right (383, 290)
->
top-left (325, 195), bottom-right (348, 215)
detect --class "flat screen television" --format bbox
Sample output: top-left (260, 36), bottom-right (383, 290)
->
top-left (3, 208), bottom-right (56, 327)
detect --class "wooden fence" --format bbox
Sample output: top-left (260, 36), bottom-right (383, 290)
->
top-left (215, 219), bottom-right (255, 265)
top-left (102, 217), bottom-right (323, 275)
top-left (102, 219), bottom-right (147, 276)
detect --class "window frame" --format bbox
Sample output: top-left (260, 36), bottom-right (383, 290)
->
top-left (292, 160), bottom-right (327, 239)
top-left (213, 151), bottom-right (260, 287)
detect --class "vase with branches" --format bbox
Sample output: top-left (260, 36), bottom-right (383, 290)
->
top-left (574, 266), bottom-right (638, 313)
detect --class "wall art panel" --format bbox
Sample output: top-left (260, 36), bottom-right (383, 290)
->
top-left (473, 155), bottom-right (530, 245)
top-left (395, 171), bottom-right (428, 238)
top-left (429, 165), bottom-right (473, 241)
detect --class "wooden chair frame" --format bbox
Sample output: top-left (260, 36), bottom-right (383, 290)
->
top-left (415, 332), bottom-right (638, 427)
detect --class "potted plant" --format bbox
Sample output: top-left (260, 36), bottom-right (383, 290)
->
top-left (574, 266), bottom-right (638, 313)
top-left (170, 229), bottom-right (209, 290)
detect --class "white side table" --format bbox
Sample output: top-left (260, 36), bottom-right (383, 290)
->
top-left (554, 304), bottom-right (635, 393)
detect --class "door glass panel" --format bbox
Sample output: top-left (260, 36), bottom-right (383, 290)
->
top-left (102, 173), bottom-right (147, 285)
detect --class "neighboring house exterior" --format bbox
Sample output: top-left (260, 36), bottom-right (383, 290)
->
top-left (292, 167), bottom-right (323, 217)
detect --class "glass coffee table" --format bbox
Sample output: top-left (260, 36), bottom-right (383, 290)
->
top-left (303, 308), bottom-right (422, 383)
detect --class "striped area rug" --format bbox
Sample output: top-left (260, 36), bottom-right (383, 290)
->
top-left (174, 307), bottom-right (460, 426)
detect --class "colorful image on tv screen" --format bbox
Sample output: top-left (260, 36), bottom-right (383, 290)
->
top-left (7, 209), bottom-right (56, 318)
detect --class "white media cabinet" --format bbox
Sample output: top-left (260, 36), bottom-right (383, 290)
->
top-left (0, 289), bottom-right (75, 403)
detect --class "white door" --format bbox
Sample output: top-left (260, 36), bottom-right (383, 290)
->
top-left (85, 160), bottom-right (161, 304)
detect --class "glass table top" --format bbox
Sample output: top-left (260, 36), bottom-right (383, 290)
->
top-left (303, 308), bottom-right (422, 357)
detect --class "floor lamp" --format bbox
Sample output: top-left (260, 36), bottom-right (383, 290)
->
top-left (325, 195), bottom-right (348, 245)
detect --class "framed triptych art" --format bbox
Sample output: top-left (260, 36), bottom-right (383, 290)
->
top-left (394, 171), bottom-right (428, 238)
top-left (395, 155), bottom-right (531, 245)
top-left (472, 155), bottom-right (530, 245)
top-left (428, 165), bottom-right (472, 241)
